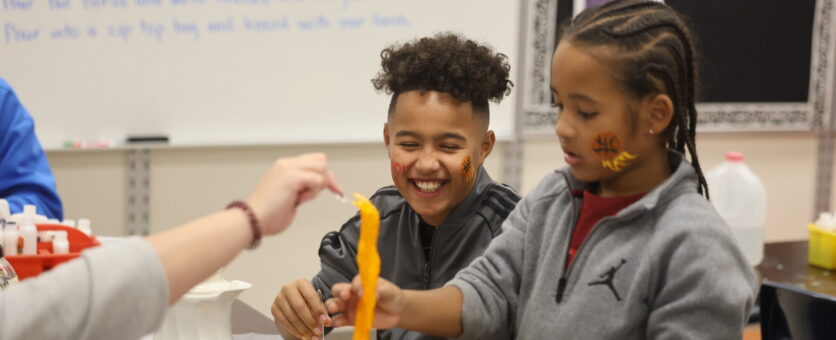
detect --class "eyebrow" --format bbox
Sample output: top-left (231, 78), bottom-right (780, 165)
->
top-left (569, 93), bottom-right (598, 104)
top-left (395, 131), bottom-right (467, 142)
top-left (395, 131), bottom-right (421, 138)
top-left (550, 87), bottom-right (598, 104)
top-left (438, 133), bottom-right (467, 142)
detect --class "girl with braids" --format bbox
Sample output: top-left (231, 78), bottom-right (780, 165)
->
top-left (325, 1), bottom-right (756, 339)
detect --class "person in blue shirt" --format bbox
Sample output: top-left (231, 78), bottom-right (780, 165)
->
top-left (0, 78), bottom-right (63, 219)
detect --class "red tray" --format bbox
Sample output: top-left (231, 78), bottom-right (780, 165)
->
top-left (5, 224), bottom-right (101, 280)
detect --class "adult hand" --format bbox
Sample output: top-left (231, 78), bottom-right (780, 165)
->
top-left (246, 153), bottom-right (341, 236)
top-left (271, 279), bottom-right (331, 339)
top-left (325, 275), bottom-right (405, 330)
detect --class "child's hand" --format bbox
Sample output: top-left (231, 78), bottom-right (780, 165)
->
top-left (325, 275), bottom-right (404, 329)
top-left (271, 279), bottom-right (330, 339)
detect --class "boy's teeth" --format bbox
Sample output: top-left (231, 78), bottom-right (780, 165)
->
top-left (415, 181), bottom-right (441, 192)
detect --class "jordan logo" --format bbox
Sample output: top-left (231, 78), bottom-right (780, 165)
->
top-left (588, 259), bottom-right (626, 301)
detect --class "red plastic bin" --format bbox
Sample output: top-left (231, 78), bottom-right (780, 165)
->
top-left (5, 224), bottom-right (101, 280)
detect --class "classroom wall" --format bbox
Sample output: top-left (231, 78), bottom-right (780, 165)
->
top-left (46, 132), bottom-right (818, 317)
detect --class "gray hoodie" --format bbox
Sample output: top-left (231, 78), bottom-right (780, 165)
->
top-left (447, 152), bottom-right (756, 340)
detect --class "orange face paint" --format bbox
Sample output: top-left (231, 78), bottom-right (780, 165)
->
top-left (391, 160), bottom-right (409, 175)
top-left (462, 156), bottom-right (475, 182)
top-left (591, 132), bottom-right (622, 160)
top-left (590, 132), bottom-right (637, 172)
top-left (391, 153), bottom-right (410, 175)
top-left (352, 193), bottom-right (381, 340)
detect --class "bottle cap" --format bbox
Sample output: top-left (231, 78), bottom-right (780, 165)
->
top-left (23, 205), bottom-right (36, 216)
top-left (21, 205), bottom-right (37, 227)
top-left (78, 219), bottom-right (92, 235)
top-left (0, 200), bottom-right (9, 219)
top-left (726, 151), bottom-right (744, 162)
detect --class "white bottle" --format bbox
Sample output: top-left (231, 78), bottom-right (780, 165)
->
top-left (52, 231), bottom-right (69, 255)
top-left (0, 199), bottom-right (8, 243)
top-left (3, 222), bottom-right (18, 256)
top-left (77, 219), bottom-right (92, 236)
top-left (38, 231), bottom-right (54, 243)
top-left (19, 205), bottom-right (38, 255)
top-left (705, 151), bottom-right (767, 266)
top-left (0, 199), bottom-right (9, 220)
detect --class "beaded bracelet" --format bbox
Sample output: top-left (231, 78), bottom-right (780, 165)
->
top-left (226, 200), bottom-right (262, 249)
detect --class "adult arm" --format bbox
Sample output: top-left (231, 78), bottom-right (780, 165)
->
top-left (0, 153), bottom-right (340, 339)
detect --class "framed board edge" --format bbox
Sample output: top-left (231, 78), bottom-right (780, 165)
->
top-left (518, 0), bottom-right (836, 135)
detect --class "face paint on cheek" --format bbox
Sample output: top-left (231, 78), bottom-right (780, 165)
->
top-left (590, 132), bottom-right (638, 172)
top-left (391, 160), bottom-right (410, 175)
top-left (591, 132), bottom-right (622, 160)
top-left (390, 153), bottom-right (410, 175)
top-left (601, 151), bottom-right (638, 172)
top-left (461, 156), bottom-right (475, 182)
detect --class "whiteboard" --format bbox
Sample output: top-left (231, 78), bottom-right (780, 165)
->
top-left (1, 0), bottom-right (520, 148)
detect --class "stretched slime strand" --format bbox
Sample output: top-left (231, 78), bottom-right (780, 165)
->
top-left (353, 193), bottom-right (381, 340)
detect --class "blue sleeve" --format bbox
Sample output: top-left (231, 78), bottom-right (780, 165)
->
top-left (0, 79), bottom-right (63, 219)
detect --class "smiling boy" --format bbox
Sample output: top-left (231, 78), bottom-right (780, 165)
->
top-left (270, 33), bottom-right (519, 340)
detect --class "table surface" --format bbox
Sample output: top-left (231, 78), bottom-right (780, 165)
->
top-left (230, 241), bottom-right (836, 335)
top-left (232, 300), bottom-right (279, 335)
top-left (757, 241), bottom-right (836, 296)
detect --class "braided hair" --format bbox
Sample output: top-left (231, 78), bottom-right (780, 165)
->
top-left (561, 0), bottom-right (708, 198)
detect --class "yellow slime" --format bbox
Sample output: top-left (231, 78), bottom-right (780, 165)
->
top-left (353, 193), bottom-right (381, 340)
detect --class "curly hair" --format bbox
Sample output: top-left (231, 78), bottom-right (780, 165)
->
top-left (372, 32), bottom-right (513, 119)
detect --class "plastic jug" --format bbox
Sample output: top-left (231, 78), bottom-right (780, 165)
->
top-left (705, 151), bottom-right (767, 266)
